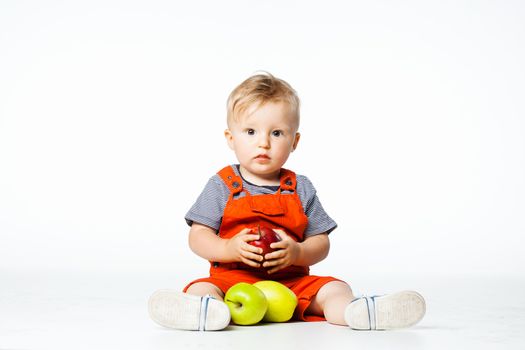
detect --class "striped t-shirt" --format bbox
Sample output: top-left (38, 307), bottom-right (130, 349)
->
top-left (185, 165), bottom-right (337, 238)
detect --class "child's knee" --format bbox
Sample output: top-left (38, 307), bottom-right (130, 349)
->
top-left (317, 281), bottom-right (354, 302)
top-left (186, 282), bottom-right (224, 300)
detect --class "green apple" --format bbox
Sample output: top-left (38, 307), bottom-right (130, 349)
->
top-left (224, 282), bottom-right (268, 325)
top-left (253, 281), bottom-right (298, 322)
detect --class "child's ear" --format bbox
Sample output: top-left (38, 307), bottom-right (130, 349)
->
top-left (291, 132), bottom-right (301, 152)
top-left (224, 129), bottom-right (235, 150)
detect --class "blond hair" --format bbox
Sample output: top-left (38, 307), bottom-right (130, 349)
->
top-left (226, 72), bottom-right (300, 127)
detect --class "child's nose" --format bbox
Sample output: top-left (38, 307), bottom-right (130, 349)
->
top-left (258, 135), bottom-right (270, 148)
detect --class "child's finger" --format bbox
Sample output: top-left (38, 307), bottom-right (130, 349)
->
top-left (266, 263), bottom-right (285, 274)
top-left (243, 234), bottom-right (261, 242)
top-left (269, 241), bottom-right (287, 249)
top-left (241, 249), bottom-right (263, 262)
top-left (264, 250), bottom-right (285, 261)
top-left (244, 243), bottom-right (263, 255)
top-left (237, 228), bottom-right (253, 236)
top-left (262, 257), bottom-right (285, 268)
top-left (272, 229), bottom-right (288, 239)
top-left (240, 255), bottom-right (262, 267)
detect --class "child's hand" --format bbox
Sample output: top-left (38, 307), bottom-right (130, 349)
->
top-left (262, 229), bottom-right (301, 274)
top-left (225, 228), bottom-right (264, 268)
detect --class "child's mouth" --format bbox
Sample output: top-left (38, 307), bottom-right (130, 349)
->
top-left (255, 155), bottom-right (270, 161)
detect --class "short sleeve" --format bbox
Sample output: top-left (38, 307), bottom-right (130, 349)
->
top-left (184, 175), bottom-right (229, 231)
top-left (296, 175), bottom-right (338, 237)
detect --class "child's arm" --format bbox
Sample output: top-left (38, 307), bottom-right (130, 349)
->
top-left (263, 230), bottom-right (330, 274)
top-left (188, 223), bottom-right (264, 267)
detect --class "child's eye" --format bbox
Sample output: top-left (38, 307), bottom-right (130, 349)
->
top-left (272, 130), bottom-right (283, 137)
top-left (246, 129), bottom-right (255, 135)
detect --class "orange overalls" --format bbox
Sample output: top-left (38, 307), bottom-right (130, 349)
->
top-left (184, 165), bottom-right (340, 321)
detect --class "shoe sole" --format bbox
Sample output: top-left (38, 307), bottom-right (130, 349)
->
top-left (148, 290), bottom-right (230, 331)
top-left (345, 290), bottom-right (426, 330)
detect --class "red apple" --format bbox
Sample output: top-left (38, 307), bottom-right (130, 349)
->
top-left (248, 225), bottom-right (282, 258)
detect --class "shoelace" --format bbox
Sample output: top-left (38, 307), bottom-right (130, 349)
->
top-left (365, 296), bottom-right (377, 330)
top-left (198, 295), bottom-right (212, 331)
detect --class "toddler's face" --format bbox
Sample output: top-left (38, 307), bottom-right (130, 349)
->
top-left (224, 101), bottom-right (300, 185)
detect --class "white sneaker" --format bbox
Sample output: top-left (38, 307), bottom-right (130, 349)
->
top-left (344, 291), bottom-right (426, 330)
top-left (148, 290), bottom-right (231, 331)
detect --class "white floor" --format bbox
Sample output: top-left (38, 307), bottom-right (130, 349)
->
top-left (1, 270), bottom-right (524, 350)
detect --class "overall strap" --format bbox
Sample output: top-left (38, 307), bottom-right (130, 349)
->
top-left (217, 165), bottom-right (244, 196)
top-left (279, 168), bottom-right (297, 192)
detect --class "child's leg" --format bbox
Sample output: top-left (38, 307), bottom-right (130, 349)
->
top-left (308, 281), bottom-right (426, 330)
top-left (149, 282), bottom-right (230, 331)
top-left (345, 290), bottom-right (426, 330)
top-left (306, 281), bottom-right (355, 325)
top-left (186, 282), bottom-right (225, 300)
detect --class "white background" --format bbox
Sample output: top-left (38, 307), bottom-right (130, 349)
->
top-left (2, 2), bottom-right (525, 349)
top-left (1, 0), bottom-right (524, 282)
